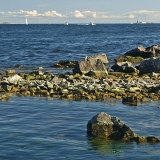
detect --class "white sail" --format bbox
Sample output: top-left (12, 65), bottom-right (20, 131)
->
top-left (26, 18), bottom-right (28, 25)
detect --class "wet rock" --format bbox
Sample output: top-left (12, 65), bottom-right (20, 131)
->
top-left (122, 96), bottom-right (138, 106)
top-left (115, 45), bottom-right (160, 63)
top-left (115, 55), bottom-right (144, 63)
top-left (124, 45), bottom-right (158, 58)
top-left (111, 62), bottom-right (137, 73)
top-left (52, 60), bottom-right (78, 68)
top-left (14, 64), bottom-right (23, 68)
top-left (24, 74), bottom-right (35, 80)
top-left (139, 57), bottom-right (160, 73)
top-left (145, 45), bottom-right (160, 57)
top-left (6, 70), bottom-right (15, 75)
top-left (87, 112), bottom-right (160, 143)
top-left (0, 93), bottom-right (11, 101)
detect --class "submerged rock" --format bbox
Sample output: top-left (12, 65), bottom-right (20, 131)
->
top-left (87, 112), bottom-right (160, 143)
top-left (122, 96), bottom-right (138, 106)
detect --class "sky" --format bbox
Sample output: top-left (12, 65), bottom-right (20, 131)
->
top-left (0, 0), bottom-right (160, 24)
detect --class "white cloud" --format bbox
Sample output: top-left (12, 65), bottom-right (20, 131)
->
top-left (43, 11), bottom-right (64, 17)
top-left (0, 10), bottom-right (64, 18)
top-left (72, 10), bottom-right (84, 18)
top-left (0, 9), bottom-right (160, 22)
top-left (126, 10), bottom-right (160, 17)
top-left (128, 14), bottom-right (134, 19)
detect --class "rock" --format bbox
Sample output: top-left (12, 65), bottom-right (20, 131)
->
top-left (87, 112), bottom-right (160, 143)
top-left (87, 112), bottom-right (137, 141)
top-left (122, 96), bottom-right (138, 106)
top-left (139, 57), bottom-right (160, 73)
top-left (38, 66), bottom-right (44, 70)
top-left (115, 55), bottom-right (144, 63)
top-left (124, 45), bottom-right (156, 58)
top-left (14, 64), bottom-right (23, 68)
top-left (52, 60), bottom-right (78, 68)
top-left (24, 74), bottom-right (35, 80)
top-left (33, 70), bottom-right (44, 76)
top-left (5, 74), bottom-right (23, 84)
top-left (0, 93), bottom-right (11, 101)
top-left (73, 59), bottom-right (108, 78)
top-left (111, 62), bottom-right (137, 73)
top-left (6, 70), bottom-right (15, 74)
top-left (145, 45), bottom-right (160, 57)
top-left (85, 54), bottom-right (109, 64)
top-left (115, 45), bottom-right (160, 63)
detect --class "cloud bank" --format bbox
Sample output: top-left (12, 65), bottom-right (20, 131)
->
top-left (0, 9), bottom-right (160, 23)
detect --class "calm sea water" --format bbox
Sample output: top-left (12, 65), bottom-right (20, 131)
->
top-left (0, 24), bottom-right (160, 159)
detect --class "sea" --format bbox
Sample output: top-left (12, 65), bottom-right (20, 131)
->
top-left (0, 24), bottom-right (160, 160)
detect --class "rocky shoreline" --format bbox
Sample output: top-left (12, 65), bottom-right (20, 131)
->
top-left (1, 44), bottom-right (160, 143)
top-left (1, 45), bottom-right (160, 105)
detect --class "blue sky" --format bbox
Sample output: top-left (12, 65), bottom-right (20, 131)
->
top-left (1, 0), bottom-right (160, 24)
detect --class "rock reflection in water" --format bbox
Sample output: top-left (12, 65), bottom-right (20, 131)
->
top-left (88, 137), bottom-right (133, 156)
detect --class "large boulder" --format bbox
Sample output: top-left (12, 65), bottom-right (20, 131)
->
top-left (139, 57), bottom-right (160, 73)
top-left (73, 54), bottom-right (108, 77)
top-left (111, 61), bottom-right (137, 73)
top-left (124, 45), bottom-right (160, 59)
top-left (87, 112), bottom-right (160, 143)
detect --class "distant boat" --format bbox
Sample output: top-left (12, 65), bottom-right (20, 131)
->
top-left (64, 12), bottom-right (68, 25)
top-left (89, 22), bottom-right (96, 25)
top-left (26, 18), bottom-right (28, 25)
top-left (64, 21), bottom-right (68, 25)
top-left (134, 16), bottom-right (153, 24)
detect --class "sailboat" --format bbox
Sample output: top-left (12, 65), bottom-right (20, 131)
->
top-left (26, 18), bottom-right (28, 25)
top-left (89, 22), bottom-right (96, 25)
top-left (64, 12), bottom-right (68, 25)
top-left (64, 21), bottom-right (68, 25)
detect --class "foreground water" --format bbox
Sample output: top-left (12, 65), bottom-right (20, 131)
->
top-left (0, 24), bottom-right (160, 159)
top-left (0, 96), bottom-right (160, 159)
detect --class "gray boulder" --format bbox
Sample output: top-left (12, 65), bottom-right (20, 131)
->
top-left (139, 57), bottom-right (160, 73)
top-left (73, 55), bottom-right (108, 77)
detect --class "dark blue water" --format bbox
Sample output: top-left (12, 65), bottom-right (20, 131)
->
top-left (0, 24), bottom-right (160, 159)
top-left (1, 24), bottom-right (160, 69)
